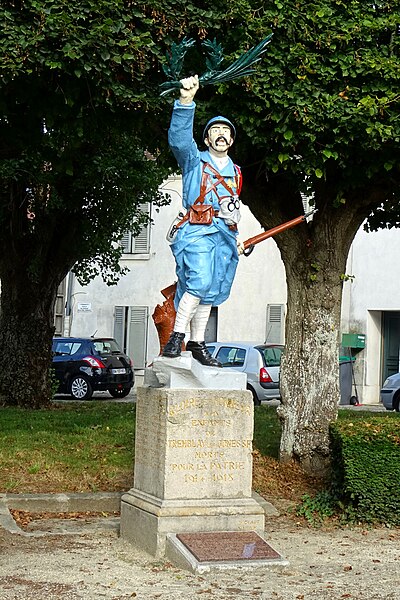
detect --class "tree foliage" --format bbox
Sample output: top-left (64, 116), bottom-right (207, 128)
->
top-left (202, 0), bottom-right (400, 206)
top-left (0, 0), bottom-right (171, 285)
top-left (0, 0), bottom-right (243, 407)
top-left (0, 0), bottom-right (174, 407)
top-left (1, 0), bottom-right (399, 475)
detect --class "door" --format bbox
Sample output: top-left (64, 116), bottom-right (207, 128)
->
top-left (382, 312), bottom-right (400, 382)
top-left (204, 307), bottom-right (218, 342)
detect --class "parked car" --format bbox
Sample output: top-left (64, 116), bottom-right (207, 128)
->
top-left (380, 372), bottom-right (400, 411)
top-left (52, 337), bottom-right (134, 400)
top-left (206, 341), bottom-right (283, 405)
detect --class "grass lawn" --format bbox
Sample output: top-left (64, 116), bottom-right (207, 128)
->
top-left (0, 401), bottom-right (396, 504)
top-left (0, 402), bottom-right (135, 493)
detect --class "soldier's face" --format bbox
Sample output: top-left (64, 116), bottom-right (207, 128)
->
top-left (205, 124), bottom-right (234, 155)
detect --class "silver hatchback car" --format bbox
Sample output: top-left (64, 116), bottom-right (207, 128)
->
top-left (206, 341), bottom-right (283, 405)
top-left (380, 372), bottom-right (400, 411)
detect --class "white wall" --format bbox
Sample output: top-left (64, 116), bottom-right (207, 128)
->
top-left (218, 203), bottom-right (287, 342)
top-left (343, 227), bottom-right (400, 319)
top-left (341, 226), bottom-right (400, 403)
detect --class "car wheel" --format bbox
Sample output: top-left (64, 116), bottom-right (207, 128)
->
top-left (70, 376), bottom-right (93, 400)
top-left (394, 393), bottom-right (400, 412)
top-left (109, 387), bottom-right (131, 399)
top-left (247, 385), bottom-right (261, 406)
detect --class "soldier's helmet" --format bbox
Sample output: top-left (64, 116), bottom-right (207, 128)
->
top-left (203, 116), bottom-right (236, 141)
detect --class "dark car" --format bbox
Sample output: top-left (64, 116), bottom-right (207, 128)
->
top-left (52, 337), bottom-right (134, 400)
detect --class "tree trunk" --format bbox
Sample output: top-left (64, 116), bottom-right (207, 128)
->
top-left (0, 269), bottom-right (58, 408)
top-left (277, 217), bottom-right (350, 477)
top-left (242, 168), bottom-right (391, 476)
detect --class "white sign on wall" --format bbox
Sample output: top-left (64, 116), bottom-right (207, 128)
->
top-left (77, 302), bottom-right (92, 312)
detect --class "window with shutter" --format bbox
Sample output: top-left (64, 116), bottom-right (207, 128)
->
top-left (121, 203), bottom-right (151, 254)
top-left (127, 306), bottom-right (148, 370)
top-left (54, 279), bottom-right (66, 336)
top-left (265, 304), bottom-right (285, 344)
top-left (113, 305), bottom-right (149, 369)
top-left (120, 232), bottom-right (131, 254)
top-left (114, 306), bottom-right (126, 352)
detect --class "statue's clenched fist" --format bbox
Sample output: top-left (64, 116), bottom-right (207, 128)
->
top-left (179, 75), bottom-right (199, 104)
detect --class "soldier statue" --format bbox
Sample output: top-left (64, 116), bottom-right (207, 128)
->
top-left (162, 75), bottom-right (244, 367)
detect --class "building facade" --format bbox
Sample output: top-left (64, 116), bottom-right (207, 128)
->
top-left (58, 175), bottom-right (400, 404)
top-left (341, 226), bottom-right (400, 404)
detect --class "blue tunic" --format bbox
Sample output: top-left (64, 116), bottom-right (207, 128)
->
top-left (168, 100), bottom-right (240, 309)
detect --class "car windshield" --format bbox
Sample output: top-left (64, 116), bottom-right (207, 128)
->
top-left (257, 346), bottom-right (283, 367)
top-left (93, 339), bottom-right (122, 356)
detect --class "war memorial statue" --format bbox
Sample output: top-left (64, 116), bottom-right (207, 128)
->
top-left (162, 74), bottom-right (245, 367)
top-left (121, 36), bottom-right (290, 570)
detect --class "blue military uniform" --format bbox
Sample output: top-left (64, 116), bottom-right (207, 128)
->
top-left (168, 100), bottom-right (241, 309)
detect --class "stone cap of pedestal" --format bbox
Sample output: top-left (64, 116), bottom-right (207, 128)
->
top-left (121, 488), bottom-right (264, 518)
top-left (145, 353), bottom-right (247, 389)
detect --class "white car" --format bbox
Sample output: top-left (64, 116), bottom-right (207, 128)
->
top-left (206, 341), bottom-right (283, 405)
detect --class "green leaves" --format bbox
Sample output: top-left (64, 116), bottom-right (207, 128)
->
top-left (225, 0), bottom-right (400, 202)
top-left (322, 149), bottom-right (338, 160)
top-left (0, 0), bottom-right (158, 103)
top-left (159, 33), bottom-right (273, 95)
top-left (0, 0), bottom-right (181, 289)
top-left (1, 0), bottom-right (400, 287)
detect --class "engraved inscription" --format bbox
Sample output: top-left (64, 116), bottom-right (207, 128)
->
top-left (168, 397), bottom-right (251, 417)
top-left (164, 394), bottom-right (253, 495)
top-left (168, 435), bottom-right (250, 485)
top-left (168, 439), bottom-right (251, 449)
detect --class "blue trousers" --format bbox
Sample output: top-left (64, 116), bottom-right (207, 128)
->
top-left (172, 228), bottom-right (239, 309)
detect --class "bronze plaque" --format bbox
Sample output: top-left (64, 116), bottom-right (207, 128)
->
top-left (176, 531), bottom-right (282, 563)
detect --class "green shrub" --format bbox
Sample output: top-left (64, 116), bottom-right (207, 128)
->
top-left (296, 490), bottom-right (336, 526)
top-left (329, 415), bottom-right (400, 525)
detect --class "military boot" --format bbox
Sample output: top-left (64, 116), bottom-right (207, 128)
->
top-left (162, 331), bottom-right (185, 358)
top-left (186, 341), bottom-right (222, 367)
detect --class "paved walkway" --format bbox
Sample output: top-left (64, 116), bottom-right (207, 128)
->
top-left (0, 493), bottom-right (399, 600)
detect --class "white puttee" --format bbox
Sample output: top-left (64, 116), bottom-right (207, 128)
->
top-left (173, 292), bottom-right (201, 334)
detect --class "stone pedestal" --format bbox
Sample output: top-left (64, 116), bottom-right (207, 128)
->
top-left (120, 386), bottom-right (265, 558)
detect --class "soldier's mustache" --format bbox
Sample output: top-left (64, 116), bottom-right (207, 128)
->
top-left (215, 135), bottom-right (229, 145)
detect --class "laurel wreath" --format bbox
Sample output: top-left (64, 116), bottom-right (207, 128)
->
top-left (159, 34), bottom-right (273, 97)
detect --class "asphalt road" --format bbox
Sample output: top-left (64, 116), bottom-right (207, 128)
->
top-left (53, 388), bottom-right (137, 403)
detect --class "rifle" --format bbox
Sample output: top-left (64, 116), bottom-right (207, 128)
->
top-left (153, 208), bottom-right (317, 352)
top-left (242, 209), bottom-right (317, 256)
